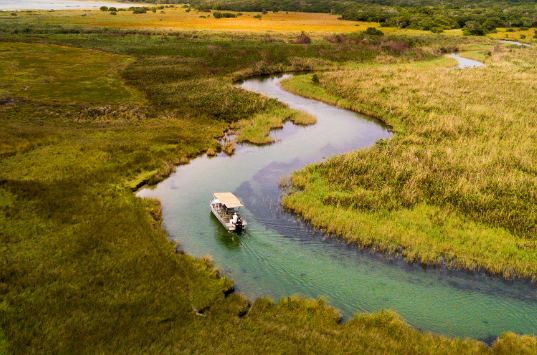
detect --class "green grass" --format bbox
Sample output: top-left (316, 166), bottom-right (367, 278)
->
top-left (0, 21), bottom-right (536, 353)
top-left (456, 49), bottom-right (491, 62)
top-left (235, 103), bottom-right (316, 144)
top-left (281, 44), bottom-right (537, 280)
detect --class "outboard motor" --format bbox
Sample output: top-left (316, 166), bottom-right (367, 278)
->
top-left (234, 216), bottom-right (243, 232)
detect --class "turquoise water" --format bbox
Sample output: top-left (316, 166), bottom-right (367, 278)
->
top-left (138, 73), bottom-right (537, 342)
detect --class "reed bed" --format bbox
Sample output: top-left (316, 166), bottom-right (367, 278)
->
top-left (235, 104), bottom-right (316, 144)
top-left (282, 44), bottom-right (537, 280)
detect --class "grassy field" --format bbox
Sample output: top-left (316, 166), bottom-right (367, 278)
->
top-left (0, 42), bottom-right (141, 104)
top-left (281, 43), bottom-right (537, 280)
top-left (1, 11), bottom-right (536, 353)
top-left (0, 7), bottom-right (429, 36)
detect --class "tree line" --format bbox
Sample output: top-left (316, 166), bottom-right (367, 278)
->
top-left (115, 0), bottom-right (537, 34)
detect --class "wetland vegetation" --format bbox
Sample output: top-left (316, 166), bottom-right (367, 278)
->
top-left (1, 6), bottom-right (536, 354)
top-left (282, 43), bottom-right (537, 280)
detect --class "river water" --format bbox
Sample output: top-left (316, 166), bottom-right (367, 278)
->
top-left (0, 0), bottom-right (141, 11)
top-left (450, 53), bottom-right (485, 69)
top-left (138, 69), bottom-right (537, 341)
top-left (499, 40), bottom-right (533, 47)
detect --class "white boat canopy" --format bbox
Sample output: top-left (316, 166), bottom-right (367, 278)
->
top-left (213, 192), bottom-right (243, 208)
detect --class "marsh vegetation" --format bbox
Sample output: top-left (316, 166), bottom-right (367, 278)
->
top-left (282, 43), bottom-right (537, 280)
top-left (1, 8), bottom-right (536, 354)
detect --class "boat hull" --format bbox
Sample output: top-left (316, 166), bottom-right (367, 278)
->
top-left (210, 201), bottom-right (246, 232)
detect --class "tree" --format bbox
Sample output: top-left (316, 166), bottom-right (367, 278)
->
top-left (482, 17), bottom-right (501, 31)
top-left (132, 7), bottom-right (147, 14)
top-left (363, 27), bottom-right (384, 36)
top-left (463, 21), bottom-right (485, 36)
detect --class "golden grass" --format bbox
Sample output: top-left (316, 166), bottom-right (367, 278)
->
top-left (488, 28), bottom-right (537, 44)
top-left (8, 7), bottom-right (428, 36)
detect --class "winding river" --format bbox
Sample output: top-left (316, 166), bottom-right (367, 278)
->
top-left (138, 57), bottom-right (537, 342)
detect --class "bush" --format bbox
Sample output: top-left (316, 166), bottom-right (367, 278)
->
top-left (11, 12), bottom-right (17, 16)
top-left (109, 7), bottom-right (117, 12)
top-left (363, 27), bottom-right (384, 36)
top-left (521, 34), bottom-right (526, 39)
top-left (110, 11), bottom-right (117, 15)
top-left (213, 12), bottom-right (237, 18)
top-left (99, 6), bottom-right (108, 11)
top-left (294, 31), bottom-right (311, 44)
top-left (132, 7), bottom-right (147, 14)
top-left (506, 28), bottom-right (515, 32)
top-left (253, 14), bottom-right (262, 19)
top-left (312, 73), bottom-right (320, 84)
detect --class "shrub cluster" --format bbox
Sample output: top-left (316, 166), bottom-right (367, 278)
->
top-left (213, 11), bottom-right (237, 18)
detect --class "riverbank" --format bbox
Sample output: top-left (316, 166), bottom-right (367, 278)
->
top-left (141, 72), bottom-right (537, 341)
top-left (280, 44), bottom-right (537, 281)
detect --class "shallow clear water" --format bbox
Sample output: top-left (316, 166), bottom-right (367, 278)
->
top-left (450, 53), bottom-right (485, 69)
top-left (499, 40), bottom-right (533, 47)
top-left (138, 73), bottom-right (537, 342)
top-left (0, 0), bottom-right (140, 11)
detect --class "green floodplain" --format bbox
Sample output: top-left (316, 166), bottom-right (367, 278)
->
top-left (1, 6), bottom-right (537, 355)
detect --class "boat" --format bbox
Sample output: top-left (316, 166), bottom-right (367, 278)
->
top-left (210, 192), bottom-right (247, 232)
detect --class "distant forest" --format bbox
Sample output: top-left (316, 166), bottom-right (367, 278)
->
top-left (120, 0), bottom-right (537, 34)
